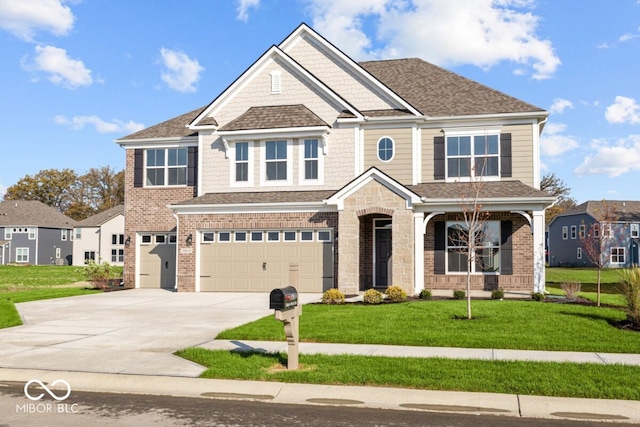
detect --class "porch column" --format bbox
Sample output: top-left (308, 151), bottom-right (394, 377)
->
top-left (533, 209), bottom-right (546, 293)
top-left (414, 213), bottom-right (424, 294)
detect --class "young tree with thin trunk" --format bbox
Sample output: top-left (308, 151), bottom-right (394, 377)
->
top-left (579, 201), bottom-right (618, 307)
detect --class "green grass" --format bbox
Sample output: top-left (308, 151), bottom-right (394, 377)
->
top-left (546, 267), bottom-right (626, 306)
top-left (176, 348), bottom-right (640, 401)
top-left (217, 300), bottom-right (640, 353)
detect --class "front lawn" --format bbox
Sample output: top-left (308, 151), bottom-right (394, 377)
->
top-left (217, 300), bottom-right (640, 353)
top-left (546, 267), bottom-right (626, 306)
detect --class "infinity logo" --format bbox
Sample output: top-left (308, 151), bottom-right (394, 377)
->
top-left (24, 379), bottom-right (71, 401)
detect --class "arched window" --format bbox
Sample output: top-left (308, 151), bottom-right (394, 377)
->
top-left (377, 137), bottom-right (394, 162)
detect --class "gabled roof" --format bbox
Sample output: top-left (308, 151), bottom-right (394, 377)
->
top-left (0, 200), bottom-right (77, 228)
top-left (218, 105), bottom-right (330, 131)
top-left (75, 205), bottom-right (124, 227)
top-left (360, 58), bottom-right (544, 117)
top-left (557, 200), bottom-right (640, 222)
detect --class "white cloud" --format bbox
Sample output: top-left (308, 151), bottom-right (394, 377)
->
top-left (159, 48), bottom-right (204, 93)
top-left (22, 45), bottom-right (93, 89)
top-left (307, 0), bottom-right (560, 79)
top-left (549, 98), bottom-right (573, 114)
top-left (575, 135), bottom-right (640, 177)
top-left (540, 122), bottom-right (579, 157)
top-left (0, 181), bottom-right (7, 200)
top-left (236, 0), bottom-right (260, 21)
top-left (0, 0), bottom-right (74, 42)
top-left (605, 96), bottom-right (640, 125)
top-left (54, 115), bottom-right (144, 134)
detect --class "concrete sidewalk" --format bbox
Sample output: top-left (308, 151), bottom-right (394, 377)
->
top-left (1, 368), bottom-right (639, 424)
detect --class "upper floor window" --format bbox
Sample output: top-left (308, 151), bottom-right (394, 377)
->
top-left (146, 148), bottom-right (187, 186)
top-left (235, 142), bottom-right (249, 182)
top-left (631, 223), bottom-right (639, 238)
top-left (4, 228), bottom-right (10, 240)
top-left (75, 228), bottom-right (82, 240)
top-left (570, 225), bottom-right (577, 239)
top-left (304, 139), bottom-right (319, 180)
top-left (265, 140), bottom-right (288, 181)
top-left (579, 224), bottom-right (585, 239)
top-left (447, 134), bottom-right (499, 179)
top-left (61, 229), bottom-right (67, 241)
top-left (377, 137), bottom-right (394, 162)
top-left (562, 226), bottom-right (568, 240)
top-left (112, 234), bottom-right (125, 245)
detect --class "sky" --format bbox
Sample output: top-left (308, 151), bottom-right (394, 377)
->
top-left (0, 0), bottom-right (639, 205)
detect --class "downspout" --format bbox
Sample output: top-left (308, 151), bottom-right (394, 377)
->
top-left (172, 210), bottom-right (179, 291)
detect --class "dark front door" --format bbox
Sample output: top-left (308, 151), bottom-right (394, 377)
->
top-left (375, 228), bottom-right (392, 287)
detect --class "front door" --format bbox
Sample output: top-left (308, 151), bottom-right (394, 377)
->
top-left (374, 220), bottom-right (392, 287)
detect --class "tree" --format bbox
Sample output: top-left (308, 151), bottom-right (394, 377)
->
top-left (541, 172), bottom-right (577, 225)
top-left (579, 200), bottom-right (618, 307)
top-left (81, 166), bottom-right (125, 211)
top-left (4, 168), bottom-right (78, 213)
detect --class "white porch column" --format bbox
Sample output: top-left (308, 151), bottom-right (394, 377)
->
top-left (414, 213), bottom-right (425, 294)
top-left (533, 209), bottom-right (546, 293)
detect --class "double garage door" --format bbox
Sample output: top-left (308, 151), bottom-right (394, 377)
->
top-left (199, 229), bottom-right (334, 292)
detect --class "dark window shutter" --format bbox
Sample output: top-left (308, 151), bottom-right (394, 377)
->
top-left (133, 149), bottom-right (143, 188)
top-left (501, 220), bottom-right (513, 275)
top-left (500, 133), bottom-right (512, 178)
top-left (187, 146), bottom-right (198, 187)
top-left (434, 221), bottom-right (446, 274)
top-left (434, 136), bottom-right (445, 180)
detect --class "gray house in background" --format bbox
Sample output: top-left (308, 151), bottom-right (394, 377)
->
top-left (548, 200), bottom-right (640, 268)
top-left (0, 200), bottom-right (77, 265)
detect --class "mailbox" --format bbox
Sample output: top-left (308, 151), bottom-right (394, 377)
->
top-left (270, 286), bottom-right (298, 311)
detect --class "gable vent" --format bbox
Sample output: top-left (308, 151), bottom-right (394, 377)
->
top-left (270, 70), bottom-right (281, 94)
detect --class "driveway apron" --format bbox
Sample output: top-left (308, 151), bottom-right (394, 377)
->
top-left (0, 289), bottom-right (318, 377)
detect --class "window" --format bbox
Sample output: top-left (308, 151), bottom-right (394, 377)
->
top-left (265, 140), bottom-right (287, 181)
top-left (301, 231), bottom-right (313, 241)
top-left (579, 224), bottom-right (585, 239)
top-left (219, 232), bottom-right (231, 242)
top-left (61, 230), bottom-right (67, 241)
top-left (55, 248), bottom-right (61, 259)
top-left (168, 234), bottom-right (177, 244)
top-left (84, 251), bottom-right (96, 262)
top-left (570, 226), bottom-right (577, 239)
top-left (632, 224), bottom-right (640, 238)
top-left (284, 231), bottom-right (296, 241)
top-left (141, 235), bottom-right (152, 244)
top-left (16, 248), bottom-right (29, 263)
top-left (111, 249), bottom-right (124, 263)
top-left (146, 148), bottom-right (187, 186)
top-left (446, 221), bottom-right (500, 273)
top-left (4, 228), bottom-right (11, 240)
top-left (234, 231), bottom-right (247, 242)
top-left (112, 234), bottom-right (124, 245)
top-left (611, 247), bottom-right (625, 264)
top-left (267, 231), bottom-right (280, 242)
top-left (562, 226), bottom-right (568, 240)
top-left (28, 228), bottom-right (36, 240)
top-left (377, 137), bottom-right (394, 162)
top-left (202, 232), bottom-right (214, 243)
top-left (251, 231), bottom-right (263, 242)
top-left (304, 139), bottom-right (319, 180)
top-left (75, 228), bottom-right (82, 240)
top-left (318, 230), bottom-right (331, 242)
top-left (235, 142), bottom-right (249, 182)
top-left (594, 224), bottom-right (600, 238)
top-left (446, 134), bottom-right (499, 179)
top-left (577, 247), bottom-right (582, 260)
top-left (155, 235), bottom-right (166, 244)
top-left (602, 223), bottom-right (612, 238)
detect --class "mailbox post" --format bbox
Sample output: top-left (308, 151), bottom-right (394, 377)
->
top-left (269, 286), bottom-right (301, 370)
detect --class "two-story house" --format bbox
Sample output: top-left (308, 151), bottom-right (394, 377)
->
top-left (0, 200), bottom-right (76, 265)
top-left (548, 200), bottom-right (640, 268)
top-left (116, 23), bottom-right (554, 294)
top-left (72, 205), bottom-right (125, 266)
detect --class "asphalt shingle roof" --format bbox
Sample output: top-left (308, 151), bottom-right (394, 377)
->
top-left (0, 200), bottom-right (77, 228)
top-left (174, 190), bottom-right (337, 206)
top-left (76, 205), bottom-right (124, 227)
top-left (219, 105), bottom-right (330, 131)
top-left (559, 200), bottom-right (640, 222)
top-left (117, 106), bottom-right (206, 141)
top-left (409, 180), bottom-right (553, 200)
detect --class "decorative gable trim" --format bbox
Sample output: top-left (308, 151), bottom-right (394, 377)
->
top-left (324, 167), bottom-right (422, 211)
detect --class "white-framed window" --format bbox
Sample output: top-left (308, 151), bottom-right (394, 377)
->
top-left (28, 227), bottom-right (36, 240)
top-left (84, 251), bottom-right (96, 262)
top-left (251, 231), bottom-right (263, 242)
top-left (631, 224), bottom-right (640, 238)
top-left (16, 248), bottom-right (29, 263)
top-left (270, 70), bottom-right (282, 94)
top-left (202, 232), bottom-right (214, 243)
top-left (141, 235), bottom-right (152, 244)
top-left (570, 226), bottom-right (577, 239)
top-left (168, 234), bottom-right (177, 244)
top-left (300, 231), bottom-right (314, 241)
top-left (264, 140), bottom-right (289, 183)
top-left (579, 224), bottom-right (585, 239)
top-left (4, 228), bottom-right (11, 240)
top-left (284, 231), bottom-right (296, 241)
top-left (267, 231), bottom-right (280, 242)
top-left (145, 148), bottom-right (188, 187)
top-left (562, 226), bottom-right (568, 240)
top-left (233, 142), bottom-right (251, 185)
top-left (75, 228), bottom-right (82, 240)
top-left (577, 247), bottom-right (582, 259)
top-left (446, 221), bottom-right (501, 273)
top-left (234, 231), bottom-right (247, 242)
top-left (155, 235), bottom-right (166, 244)
top-left (219, 231), bottom-right (231, 242)
top-left (303, 138), bottom-right (320, 181)
top-left (111, 249), bottom-right (124, 263)
top-left (56, 248), bottom-right (61, 259)
top-left (61, 229), bottom-right (67, 241)
top-left (594, 224), bottom-right (600, 238)
top-left (318, 230), bottom-right (331, 242)
top-left (112, 234), bottom-right (125, 245)
top-left (446, 132), bottom-right (499, 180)
top-left (602, 222), bottom-right (612, 238)
top-left (611, 247), bottom-right (625, 264)
top-left (377, 137), bottom-right (394, 162)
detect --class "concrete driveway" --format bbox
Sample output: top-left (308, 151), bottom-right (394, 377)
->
top-left (0, 289), bottom-right (320, 377)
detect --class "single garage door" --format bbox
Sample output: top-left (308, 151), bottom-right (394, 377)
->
top-left (138, 233), bottom-right (176, 289)
top-left (199, 229), bottom-right (333, 292)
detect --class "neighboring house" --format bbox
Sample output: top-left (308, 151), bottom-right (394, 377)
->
top-left (0, 200), bottom-right (76, 265)
top-left (72, 205), bottom-right (125, 266)
top-left (115, 23), bottom-right (554, 294)
top-left (548, 200), bottom-right (640, 268)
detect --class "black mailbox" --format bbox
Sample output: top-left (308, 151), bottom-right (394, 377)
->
top-left (270, 286), bottom-right (298, 311)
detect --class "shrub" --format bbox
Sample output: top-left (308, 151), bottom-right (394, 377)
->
top-left (531, 292), bottom-right (545, 301)
top-left (453, 290), bottom-right (466, 300)
top-left (491, 288), bottom-right (504, 300)
top-left (78, 261), bottom-right (121, 290)
top-left (363, 289), bottom-right (384, 304)
top-left (419, 289), bottom-right (432, 300)
top-left (561, 281), bottom-right (581, 300)
top-left (385, 285), bottom-right (407, 302)
top-left (322, 288), bottom-right (345, 304)
top-left (619, 267), bottom-right (640, 328)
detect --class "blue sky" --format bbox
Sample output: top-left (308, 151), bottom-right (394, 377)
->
top-left (0, 0), bottom-right (639, 204)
